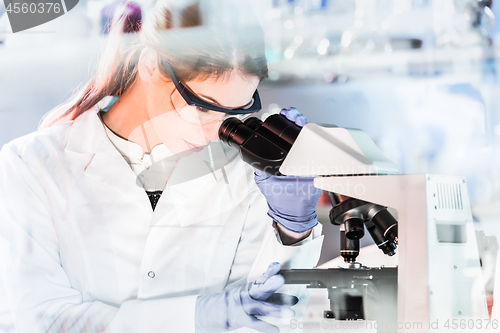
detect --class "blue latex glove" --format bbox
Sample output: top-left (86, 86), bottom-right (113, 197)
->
top-left (254, 108), bottom-right (321, 234)
top-left (195, 262), bottom-right (298, 333)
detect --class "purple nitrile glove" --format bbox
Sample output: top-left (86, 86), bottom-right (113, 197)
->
top-left (254, 108), bottom-right (321, 234)
top-left (195, 262), bottom-right (298, 333)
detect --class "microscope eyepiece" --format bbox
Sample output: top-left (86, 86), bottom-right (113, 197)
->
top-left (242, 117), bottom-right (264, 131)
top-left (218, 118), bottom-right (253, 147)
top-left (218, 114), bottom-right (302, 175)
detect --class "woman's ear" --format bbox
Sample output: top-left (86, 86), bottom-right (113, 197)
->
top-left (138, 47), bottom-right (161, 83)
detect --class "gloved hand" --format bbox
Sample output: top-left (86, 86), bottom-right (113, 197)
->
top-left (254, 107), bottom-right (321, 234)
top-left (195, 262), bottom-right (298, 333)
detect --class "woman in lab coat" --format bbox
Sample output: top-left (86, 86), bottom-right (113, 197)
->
top-left (0, 1), bottom-right (323, 332)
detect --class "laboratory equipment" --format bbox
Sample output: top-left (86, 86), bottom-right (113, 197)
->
top-left (329, 192), bottom-right (398, 263)
top-left (252, 108), bottom-right (321, 234)
top-left (219, 114), bottom-right (302, 175)
top-left (219, 114), bottom-right (489, 332)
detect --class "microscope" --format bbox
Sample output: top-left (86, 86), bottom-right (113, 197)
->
top-left (219, 114), bottom-right (489, 333)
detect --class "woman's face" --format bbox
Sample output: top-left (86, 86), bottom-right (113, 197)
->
top-left (143, 70), bottom-right (259, 156)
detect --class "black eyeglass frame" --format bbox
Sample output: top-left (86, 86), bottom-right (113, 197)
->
top-left (162, 59), bottom-right (262, 115)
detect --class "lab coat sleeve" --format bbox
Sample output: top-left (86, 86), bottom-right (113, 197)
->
top-left (224, 187), bottom-right (323, 289)
top-left (0, 144), bottom-right (197, 333)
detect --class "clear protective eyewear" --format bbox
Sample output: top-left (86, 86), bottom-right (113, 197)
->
top-left (169, 87), bottom-right (255, 125)
top-left (162, 59), bottom-right (262, 123)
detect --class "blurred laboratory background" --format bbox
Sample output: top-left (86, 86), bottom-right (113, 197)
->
top-left (1, 0), bottom-right (500, 268)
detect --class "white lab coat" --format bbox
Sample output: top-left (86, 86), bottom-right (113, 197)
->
top-left (0, 107), bottom-right (323, 333)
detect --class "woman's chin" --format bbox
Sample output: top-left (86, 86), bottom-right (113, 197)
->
top-left (183, 140), bottom-right (207, 153)
top-left (169, 145), bottom-right (203, 158)
top-left (172, 147), bottom-right (195, 157)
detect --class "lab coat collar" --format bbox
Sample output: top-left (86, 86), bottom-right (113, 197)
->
top-left (65, 107), bottom-right (152, 211)
top-left (65, 108), bottom-right (243, 226)
top-left (65, 106), bottom-right (107, 155)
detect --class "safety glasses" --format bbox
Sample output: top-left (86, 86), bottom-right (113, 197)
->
top-left (162, 59), bottom-right (262, 115)
top-left (169, 88), bottom-right (252, 125)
